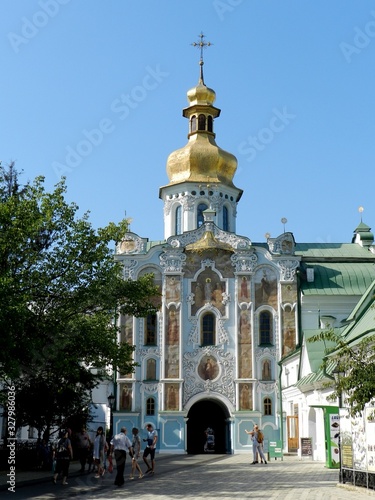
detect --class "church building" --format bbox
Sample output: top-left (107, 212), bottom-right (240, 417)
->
top-left (112, 45), bottom-right (375, 457)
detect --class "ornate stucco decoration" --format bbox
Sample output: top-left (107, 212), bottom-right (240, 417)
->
top-left (116, 233), bottom-right (145, 254)
top-left (183, 346), bottom-right (235, 405)
top-left (267, 232), bottom-right (295, 255)
top-left (231, 251), bottom-right (258, 273)
top-left (137, 347), bottom-right (162, 360)
top-left (140, 382), bottom-right (162, 395)
top-left (188, 308), bottom-right (229, 345)
top-left (122, 259), bottom-right (138, 279)
top-left (160, 249), bottom-right (187, 273)
top-left (257, 381), bottom-right (277, 394)
top-left (255, 347), bottom-right (277, 361)
top-left (277, 259), bottom-right (299, 282)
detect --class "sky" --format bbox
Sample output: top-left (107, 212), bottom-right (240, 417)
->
top-left (1, 1), bottom-right (375, 246)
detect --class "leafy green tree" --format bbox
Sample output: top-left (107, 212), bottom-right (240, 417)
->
top-left (308, 328), bottom-right (375, 417)
top-left (0, 162), bottom-right (159, 437)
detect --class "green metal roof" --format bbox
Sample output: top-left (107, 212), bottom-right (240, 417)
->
top-left (300, 262), bottom-right (375, 295)
top-left (296, 359), bottom-right (336, 390)
top-left (295, 242), bottom-right (375, 259)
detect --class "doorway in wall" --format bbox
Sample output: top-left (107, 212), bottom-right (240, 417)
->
top-left (186, 399), bottom-right (229, 454)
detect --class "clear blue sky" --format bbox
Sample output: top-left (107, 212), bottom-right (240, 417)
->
top-left (1, 1), bottom-right (375, 245)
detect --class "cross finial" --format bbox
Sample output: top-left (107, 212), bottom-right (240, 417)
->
top-left (191, 32), bottom-right (212, 84)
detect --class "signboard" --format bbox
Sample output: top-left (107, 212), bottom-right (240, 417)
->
top-left (269, 440), bottom-right (283, 459)
top-left (301, 437), bottom-right (313, 457)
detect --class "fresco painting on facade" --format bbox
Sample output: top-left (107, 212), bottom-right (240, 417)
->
top-left (198, 355), bottom-right (219, 381)
top-left (238, 344), bottom-right (252, 378)
top-left (239, 276), bottom-right (250, 302)
top-left (165, 276), bottom-right (181, 303)
top-left (254, 268), bottom-right (278, 309)
top-left (120, 384), bottom-right (132, 411)
top-left (239, 383), bottom-right (253, 410)
top-left (261, 359), bottom-right (272, 380)
top-left (191, 271), bottom-right (226, 315)
top-left (165, 344), bottom-right (179, 378)
top-left (282, 307), bottom-right (296, 356)
top-left (164, 384), bottom-right (179, 411)
top-left (166, 306), bottom-right (179, 344)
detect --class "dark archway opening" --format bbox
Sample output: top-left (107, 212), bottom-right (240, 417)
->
top-left (187, 399), bottom-right (229, 454)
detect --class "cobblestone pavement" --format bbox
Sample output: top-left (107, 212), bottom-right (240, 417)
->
top-left (3, 453), bottom-right (374, 499)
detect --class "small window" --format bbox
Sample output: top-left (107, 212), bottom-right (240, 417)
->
top-left (146, 397), bottom-right (155, 416)
top-left (259, 311), bottom-right (273, 345)
top-left (191, 115), bottom-right (197, 132)
top-left (207, 116), bottom-right (213, 132)
top-left (146, 358), bottom-right (156, 380)
top-left (145, 313), bottom-right (157, 345)
top-left (201, 312), bottom-right (215, 346)
top-left (223, 206), bottom-right (229, 231)
top-left (197, 203), bottom-right (208, 227)
top-left (175, 205), bottom-right (182, 235)
top-left (198, 114), bottom-right (206, 130)
top-left (264, 397), bottom-right (272, 416)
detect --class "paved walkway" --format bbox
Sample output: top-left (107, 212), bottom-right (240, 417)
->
top-left (1, 454), bottom-right (374, 499)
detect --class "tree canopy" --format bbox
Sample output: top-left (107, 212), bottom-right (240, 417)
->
top-left (0, 162), bottom-right (159, 437)
top-left (308, 327), bottom-right (375, 417)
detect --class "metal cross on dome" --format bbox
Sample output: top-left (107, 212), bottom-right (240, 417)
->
top-left (191, 32), bottom-right (212, 83)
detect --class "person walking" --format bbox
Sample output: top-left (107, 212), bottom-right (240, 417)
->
top-left (245, 425), bottom-right (267, 464)
top-left (93, 426), bottom-right (107, 478)
top-left (75, 426), bottom-right (92, 473)
top-left (53, 429), bottom-right (73, 485)
top-left (143, 423), bottom-right (158, 475)
top-left (129, 427), bottom-right (144, 479)
top-left (110, 427), bottom-right (133, 487)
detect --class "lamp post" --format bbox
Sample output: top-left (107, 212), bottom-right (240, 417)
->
top-left (332, 366), bottom-right (344, 483)
top-left (107, 393), bottom-right (115, 441)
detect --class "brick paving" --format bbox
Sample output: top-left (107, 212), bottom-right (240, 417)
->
top-left (2, 453), bottom-right (374, 499)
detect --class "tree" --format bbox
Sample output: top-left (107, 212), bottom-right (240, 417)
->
top-left (308, 328), bottom-right (375, 417)
top-left (0, 163), bottom-right (159, 437)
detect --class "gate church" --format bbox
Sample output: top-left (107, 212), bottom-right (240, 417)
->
top-left (112, 40), bottom-right (375, 456)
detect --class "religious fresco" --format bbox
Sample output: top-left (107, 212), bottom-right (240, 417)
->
top-left (120, 314), bottom-right (133, 344)
top-left (166, 306), bottom-right (179, 345)
top-left (119, 383), bottom-right (132, 411)
top-left (254, 268), bottom-right (278, 309)
top-left (138, 266), bottom-right (163, 309)
top-left (191, 269), bottom-right (226, 315)
top-left (165, 276), bottom-right (181, 303)
top-left (282, 307), bottom-right (296, 356)
top-left (165, 344), bottom-right (179, 378)
top-left (183, 250), bottom-right (234, 280)
top-left (281, 282), bottom-right (297, 304)
top-left (238, 276), bottom-right (251, 303)
top-left (239, 309), bottom-right (251, 343)
top-left (261, 359), bottom-right (272, 380)
top-left (238, 344), bottom-right (252, 378)
top-left (146, 358), bottom-right (156, 380)
top-left (239, 383), bottom-right (253, 410)
top-left (165, 383), bottom-right (179, 411)
top-left (198, 355), bottom-right (219, 381)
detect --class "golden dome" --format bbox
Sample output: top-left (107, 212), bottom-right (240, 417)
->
top-left (165, 79), bottom-right (238, 188)
top-left (166, 133), bottom-right (238, 186)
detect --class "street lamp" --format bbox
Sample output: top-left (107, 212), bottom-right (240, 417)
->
top-left (332, 366), bottom-right (345, 483)
top-left (107, 393), bottom-right (115, 441)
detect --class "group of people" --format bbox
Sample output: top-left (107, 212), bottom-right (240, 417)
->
top-left (52, 423), bottom-right (158, 487)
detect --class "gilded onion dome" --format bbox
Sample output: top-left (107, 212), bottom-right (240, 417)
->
top-left (165, 71), bottom-right (239, 188)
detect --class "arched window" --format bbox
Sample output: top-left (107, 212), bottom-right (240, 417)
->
top-left (264, 397), bottom-right (272, 416)
top-left (191, 115), bottom-right (197, 132)
top-left (197, 203), bottom-right (208, 227)
top-left (223, 206), bottom-right (229, 231)
top-left (201, 312), bottom-right (215, 346)
top-left (198, 114), bottom-right (206, 130)
top-left (146, 397), bottom-right (155, 416)
top-left (175, 205), bottom-right (182, 235)
top-left (145, 313), bottom-right (157, 345)
top-left (146, 358), bottom-right (156, 380)
top-left (207, 115), bottom-right (213, 132)
top-left (259, 311), bottom-right (273, 345)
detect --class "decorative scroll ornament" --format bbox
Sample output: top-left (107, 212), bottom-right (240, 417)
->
top-left (231, 251), bottom-right (258, 273)
top-left (140, 382), bottom-right (161, 395)
top-left (267, 232), bottom-right (295, 255)
top-left (277, 259), bottom-right (299, 282)
top-left (122, 259), bottom-right (138, 279)
top-left (257, 381), bottom-right (277, 394)
top-left (183, 347), bottom-right (235, 405)
top-left (160, 249), bottom-right (187, 273)
top-left (116, 233), bottom-right (145, 254)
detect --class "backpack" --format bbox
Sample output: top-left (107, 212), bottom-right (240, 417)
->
top-left (257, 431), bottom-right (264, 444)
top-left (56, 438), bottom-right (69, 458)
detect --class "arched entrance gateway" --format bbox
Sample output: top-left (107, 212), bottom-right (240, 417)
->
top-left (186, 399), bottom-right (230, 454)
